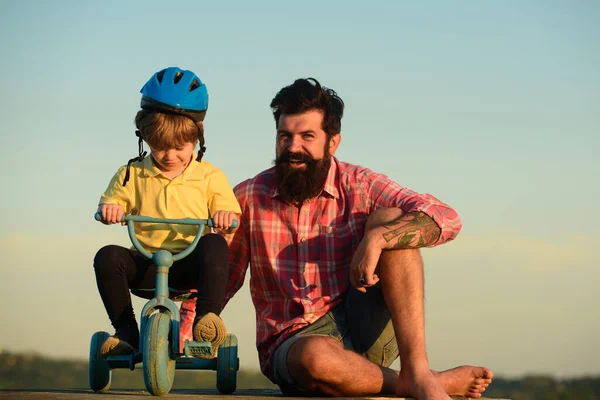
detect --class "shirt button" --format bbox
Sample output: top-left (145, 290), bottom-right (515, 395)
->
top-left (300, 238), bottom-right (307, 243)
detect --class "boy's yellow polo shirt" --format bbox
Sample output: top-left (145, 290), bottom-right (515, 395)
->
top-left (99, 156), bottom-right (241, 253)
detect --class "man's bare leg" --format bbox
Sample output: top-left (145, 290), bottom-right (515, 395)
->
top-left (287, 335), bottom-right (390, 396)
top-left (285, 248), bottom-right (492, 397)
top-left (379, 248), bottom-right (494, 399)
top-left (287, 335), bottom-right (492, 397)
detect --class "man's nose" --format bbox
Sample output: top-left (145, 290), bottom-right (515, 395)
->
top-left (287, 136), bottom-right (303, 152)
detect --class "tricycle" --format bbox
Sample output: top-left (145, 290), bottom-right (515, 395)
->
top-left (88, 213), bottom-right (239, 396)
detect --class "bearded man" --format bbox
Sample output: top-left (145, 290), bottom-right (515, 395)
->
top-left (222, 78), bottom-right (493, 399)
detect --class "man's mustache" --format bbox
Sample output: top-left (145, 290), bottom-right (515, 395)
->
top-left (275, 151), bottom-right (316, 164)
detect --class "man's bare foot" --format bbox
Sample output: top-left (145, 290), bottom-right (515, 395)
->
top-left (397, 365), bottom-right (493, 399)
top-left (435, 365), bottom-right (494, 399)
top-left (397, 368), bottom-right (451, 400)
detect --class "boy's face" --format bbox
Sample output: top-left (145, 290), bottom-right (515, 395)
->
top-left (149, 141), bottom-right (196, 175)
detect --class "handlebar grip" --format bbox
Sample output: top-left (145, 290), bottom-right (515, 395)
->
top-left (94, 212), bottom-right (109, 222)
top-left (94, 212), bottom-right (125, 223)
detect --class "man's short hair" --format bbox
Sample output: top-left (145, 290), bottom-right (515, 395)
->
top-left (270, 78), bottom-right (344, 138)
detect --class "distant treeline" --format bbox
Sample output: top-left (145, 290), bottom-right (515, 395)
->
top-left (1, 351), bottom-right (599, 399)
top-left (0, 350), bottom-right (276, 391)
top-left (484, 375), bottom-right (600, 400)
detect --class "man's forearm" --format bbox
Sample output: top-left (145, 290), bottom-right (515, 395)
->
top-left (378, 211), bottom-right (441, 249)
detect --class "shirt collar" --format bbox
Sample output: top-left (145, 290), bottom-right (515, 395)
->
top-left (141, 154), bottom-right (200, 180)
top-left (322, 157), bottom-right (340, 199)
top-left (270, 157), bottom-right (340, 200)
top-left (141, 155), bottom-right (162, 178)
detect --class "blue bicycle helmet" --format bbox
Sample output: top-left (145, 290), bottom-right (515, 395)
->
top-left (122, 67), bottom-right (209, 187)
top-left (140, 66), bottom-right (209, 122)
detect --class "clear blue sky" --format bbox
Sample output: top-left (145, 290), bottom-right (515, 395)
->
top-left (1, 0), bottom-right (598, 378)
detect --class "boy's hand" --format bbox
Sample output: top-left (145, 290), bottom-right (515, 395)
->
top-left (212, 210), bottom-right (239, 233)
top-left (98, 204), bottom-right (126, 225)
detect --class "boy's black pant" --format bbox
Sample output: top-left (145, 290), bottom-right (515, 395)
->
top-left (93, 233), bottom-right (228, 333)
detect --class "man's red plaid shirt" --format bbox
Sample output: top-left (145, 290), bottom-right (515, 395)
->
top-left (217, 157), bottom-right (461, 379)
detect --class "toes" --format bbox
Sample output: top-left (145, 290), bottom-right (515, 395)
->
top-left (482, 367), bottom-right (494, 379)
top-left (471, 366), bottom-right (494, 379)
top-left (473, 377), bottom-right (492, 386)
top-left (469, 383), bottom-right (488, 394)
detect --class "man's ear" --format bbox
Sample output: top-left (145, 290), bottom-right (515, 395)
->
top-left (329, 133), bottom-right (341, 156)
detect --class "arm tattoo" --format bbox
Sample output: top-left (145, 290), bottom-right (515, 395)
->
top-left (381, 212), bottom-right (441, 248)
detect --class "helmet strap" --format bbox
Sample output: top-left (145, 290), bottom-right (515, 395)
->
top-left (194, 121), bottom-right (206, 162)
top-left (122, 132), bottom-right (148, 186)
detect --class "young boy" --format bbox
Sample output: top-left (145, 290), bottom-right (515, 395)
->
top-left (94, 66), bottom-right (241, 358)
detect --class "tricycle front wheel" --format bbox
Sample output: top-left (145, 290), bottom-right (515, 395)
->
top-left (143, 312), bottom-right (176, 396)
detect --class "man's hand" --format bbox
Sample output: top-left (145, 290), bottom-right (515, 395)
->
top-left (349, 232), bottom-right (382, 293)
top-left (349, 208), bottom-right (404, 292)
top-left (98, 204), bottom-right (125, 225)
top-left (212, 210), bottom-right (239, 233)
top-left (349, 207), bottom-right (441, 292)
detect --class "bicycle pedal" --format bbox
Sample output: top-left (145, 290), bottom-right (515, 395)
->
top-left (183, 340), bottom-right (213, 358)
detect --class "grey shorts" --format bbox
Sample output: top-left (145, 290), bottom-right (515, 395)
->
top-left (272, 286), bottom-right (399, 396)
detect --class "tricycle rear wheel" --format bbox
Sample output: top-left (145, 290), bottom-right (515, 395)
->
top-left (216, 333), bottom-right (238, 394)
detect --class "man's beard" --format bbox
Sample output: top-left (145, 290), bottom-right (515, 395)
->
top-left (274, 149), bottom-right (331, 205)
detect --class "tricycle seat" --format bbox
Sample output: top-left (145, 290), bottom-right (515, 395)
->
top-left (131, 288), bottom-right (197, 302)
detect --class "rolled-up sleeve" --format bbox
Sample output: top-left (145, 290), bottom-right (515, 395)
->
top-left (369, 176), bottom-right (462, 247)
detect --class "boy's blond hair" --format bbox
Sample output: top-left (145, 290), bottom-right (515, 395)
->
top-left (135, 110), bottom-right (203, 150)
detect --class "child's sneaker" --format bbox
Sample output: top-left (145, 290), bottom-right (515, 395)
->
top-left (192, 312), bottom-right (226, 358)
top-left (100, 327), bottom-right (139, 358)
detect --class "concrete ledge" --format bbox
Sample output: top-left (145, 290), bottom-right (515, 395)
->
top-left (0, 388), bottom-right (510, 399)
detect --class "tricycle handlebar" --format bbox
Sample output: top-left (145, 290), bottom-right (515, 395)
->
top-left (94, 212), bottom-right (238, 229)
top-left (94, 212), bottom-right (238, 261)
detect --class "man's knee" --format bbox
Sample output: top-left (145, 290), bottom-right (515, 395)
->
top-left (288, 336), bottom-right (344, 382)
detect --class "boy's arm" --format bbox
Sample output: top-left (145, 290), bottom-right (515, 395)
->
top-left (220, 209), bottom-right (249, 310)
top-left (207, 170), bottom-right (242, 209)
top-left (98, 166), bottom-right (134, 214)
top-left (207, 170), bottom-right (243, 233)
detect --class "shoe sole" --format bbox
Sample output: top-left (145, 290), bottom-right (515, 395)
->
top-left (193, 312), bottom-right (227, 358)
